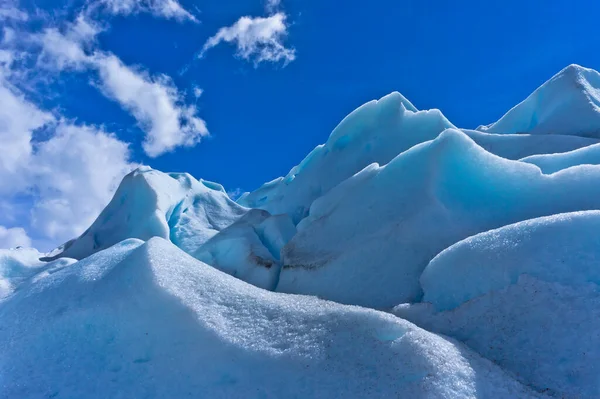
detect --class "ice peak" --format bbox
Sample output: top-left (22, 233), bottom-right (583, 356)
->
top-left (478, 64), bottom-right (600, 137)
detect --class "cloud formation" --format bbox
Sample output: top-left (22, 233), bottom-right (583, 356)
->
top-left (92, 0), bottom-right (197, 22)
top-left (36, 17), bottom-right (208, 157)
top-left (200, 13), bottom-right (295, 66)
top-left (0, 226), bottom-right (31, 248)
top-left (0, 71), bottom-right (136, 249)
top-left (265, 0), bottom-right (281, 13)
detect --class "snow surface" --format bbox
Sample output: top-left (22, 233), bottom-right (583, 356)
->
top-left (0, 237), bottom-right (539, 398)
top-left (420, 211), bottom-right (600, 311)
top-left (478, 64), bottom-right (600, 137)
top-left (395, 211), bottom-right (600, 398)
top-left (278, 129), bottom-right (600, 308)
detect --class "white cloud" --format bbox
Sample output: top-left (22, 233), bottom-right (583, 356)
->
top-left (200, 12), bottom-right (295, 66)
top-left (36, 15), bottom-right (101, 71)
top-left (0, 70), bottom-right (136, 249)
top-left (0, 4), bottom-right (28, 22)
top-left (192, 85), bottom-right (203, 98)
top-left (37, 28), bottom-right (89, 70)
top-left (94, 0), bottom-right (197, 22)
top-left (92, 53), bottom-right (208, 157)
top-left (0, 76), bottom-right (54, 195)
top-left (265, 0), bottom-right (281, 13)
top-left (30, 123), bottom-right (136, 241)
top-left (35, 23), bottom-right (208, 157)
top-left (0, 226), bottom-right (31, 248)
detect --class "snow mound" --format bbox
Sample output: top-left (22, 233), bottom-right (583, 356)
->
top-left (238, 92), bottom-right (455, 224)
top-left (521, 142), bottom-right (600, 173)
top-left (420, 211), bottom-right (600, 311)
top-left (0, 237), bottom-right (538, 398)
top-left (477, 64), bottom-right (600, 137)
top-left (395, 211), bottom-right (600, 398)
top-left (278, 129), bottom-right (600, 308)
top-left (44, 166), bottom-right (248, 261)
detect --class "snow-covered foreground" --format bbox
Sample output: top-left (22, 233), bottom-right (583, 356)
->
top-left (0, 238), bottom-right (539, 398)
top-left (2, 64), bottom-right (600, 398)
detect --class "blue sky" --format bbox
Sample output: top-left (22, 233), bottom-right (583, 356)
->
top-left (1, 0), bottom-right (599, 249)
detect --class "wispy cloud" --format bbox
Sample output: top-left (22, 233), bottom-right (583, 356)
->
top-left (91, 0), bottom-right (197, 22)
top-left (35, 17), bottom-right (208, 157)
top-left (93, 53), bottom-right (208, 157)
top-left (265, 0), bottom-right (281, 13)
top-left (0, 3), bottom-right (28, 22)
top-left (200, 12), bottom-right (295, 66)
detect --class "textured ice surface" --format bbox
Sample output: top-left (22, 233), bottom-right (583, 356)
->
top-left (478, 64), bottom-right (600, 137)
top-left (0, 238), bottom-right (539, 398)
top-left (395, 211), bottom-right (600, 398)
top-left (278, 129), bottom-right (600, 308)
top-left (192, 209), bottom-right (296, 290)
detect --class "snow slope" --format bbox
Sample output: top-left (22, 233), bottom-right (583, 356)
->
top-left (395, 211), bottom-right (600, 398)
top-left (0, 237), bottom-right (539, 399)
top-left (478, 64), bottom-right (600, 137)
top-left (278, 129), bottom-right (600, 308)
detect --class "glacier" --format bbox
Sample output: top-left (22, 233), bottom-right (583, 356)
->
top-left (3, 64), bottom-right (600, 398)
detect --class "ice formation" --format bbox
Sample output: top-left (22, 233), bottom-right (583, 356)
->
top-left (477, 64), bottom-right (600, 137)
top-left (278, 129), bottom-right (600, 308)
top-left (4, 64), bottom-right (600, 398)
